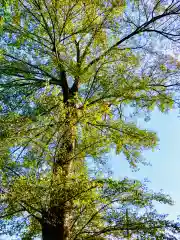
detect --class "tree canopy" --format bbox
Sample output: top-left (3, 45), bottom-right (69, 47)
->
top-left (1, 0), bottom-right (180, 239)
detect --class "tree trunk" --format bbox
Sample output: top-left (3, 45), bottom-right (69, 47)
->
top-left (42, 222), bottom-right (64, 240)
top-left (41, 202), bottom-right (72, 240)
top-left (41, 63), bottom-right (79, 240)
top-left (41, 103), bottom-right (77, 240)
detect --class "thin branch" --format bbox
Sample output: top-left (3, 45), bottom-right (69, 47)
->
top-left (0, 209), bottom-right (25, 219)
top-left (84, 9), bottom-right (180, 72)
top-left (4, 54), bottom-right (59, 83)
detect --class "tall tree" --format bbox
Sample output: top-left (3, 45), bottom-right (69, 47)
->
top-left (1, 0), bottom-right (180, 239)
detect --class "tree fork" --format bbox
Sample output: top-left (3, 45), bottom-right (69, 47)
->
top-left (42, 68), bottom-right (78, 239)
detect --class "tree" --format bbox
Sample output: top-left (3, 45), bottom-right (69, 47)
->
top-left (1, 175), bottom-right (180, 240)
top-left (1, 0), bottom-right (180, 239)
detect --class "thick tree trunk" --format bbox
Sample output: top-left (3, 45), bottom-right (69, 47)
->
top-left (41, 203), bottom-right (72, 240)
top-left (41, 66), bottom-right (79, 240)
top-left (42, 222), bottom-right (64, 240)
top-left (41, 104), bottom-right (76, 240)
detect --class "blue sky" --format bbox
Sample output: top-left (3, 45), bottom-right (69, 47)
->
top-left (110, 108), bottom-right (180, 221)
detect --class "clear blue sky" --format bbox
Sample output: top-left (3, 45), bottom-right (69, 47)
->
top-left (110, 108), bottom-right (180, 221)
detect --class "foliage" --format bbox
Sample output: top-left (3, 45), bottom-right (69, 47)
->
top-left (1, 0), bottom-right (180, 239)
top-left (1, 175), bottom-right (180, 239)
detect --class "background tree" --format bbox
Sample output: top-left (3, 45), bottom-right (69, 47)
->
top-left (1, 0), bottom-right (180, 239)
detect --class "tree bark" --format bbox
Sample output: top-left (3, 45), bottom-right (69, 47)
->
top-left (41, 106), bottom-right (76, 240)
top-left (41, 65), bottom-right (79, 240)
top-left (42, 222), bottom-right (64, 240)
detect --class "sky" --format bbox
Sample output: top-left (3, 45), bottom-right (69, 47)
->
top-left (110, 107), bottom-right (180, 221)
